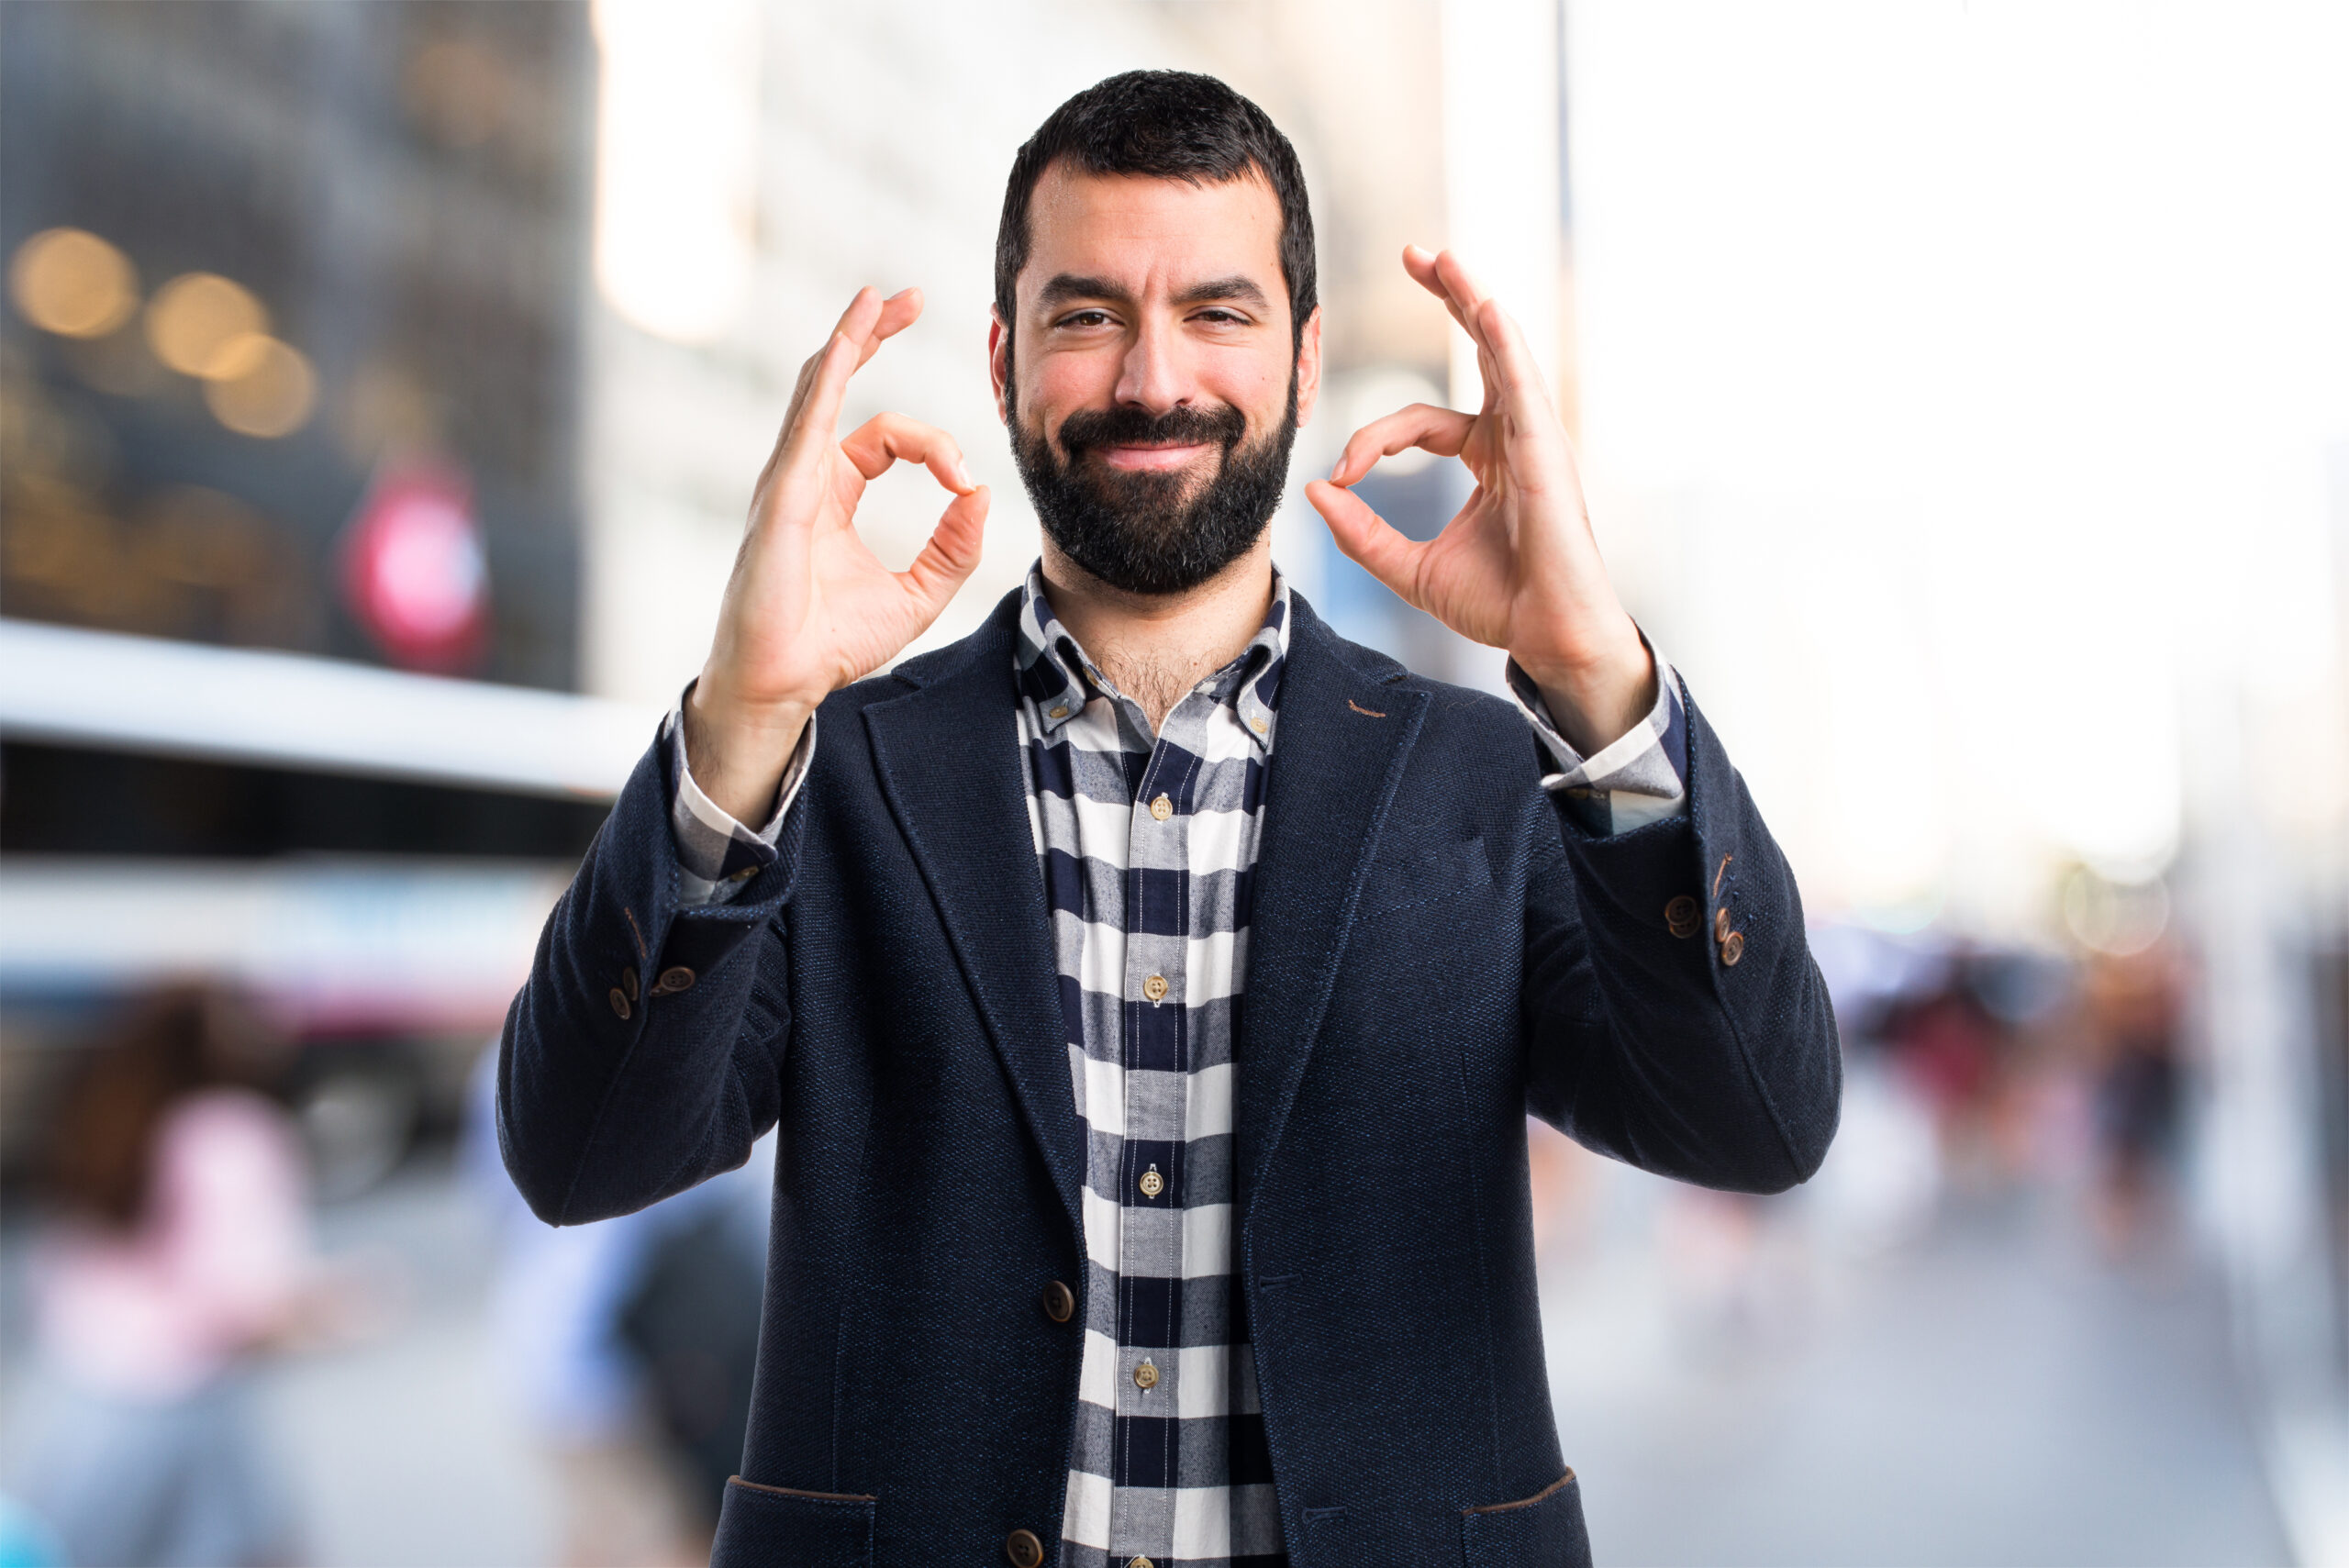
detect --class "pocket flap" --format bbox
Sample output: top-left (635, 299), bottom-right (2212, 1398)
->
top-left (1461, 1471), bottom-right (1589, 1567)
top-left (710, 1476), bottom-right (876, 1568)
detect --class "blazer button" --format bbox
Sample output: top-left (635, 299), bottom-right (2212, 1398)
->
top-left (1041, 1280), bottom-right (1074, 1323)
top-left (607, 988), bottom-right (631, 1020)
top-left (1720, 929), bottom-right (1745, 966)
top-left (651, 965), bottom-right (696, 996)
top-left (1006, 1528), bottom-right (1045, 1567)
top-left (1664, 895), bottom-right (1699, 939)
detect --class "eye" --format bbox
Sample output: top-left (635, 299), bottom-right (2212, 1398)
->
top-left (1194, 308), bottom-right (1250, 326)
top-left (1055, 308), bottom-right (1116, 329)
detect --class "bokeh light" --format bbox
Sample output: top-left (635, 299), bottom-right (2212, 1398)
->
top-left (8, 227), bottom-right (139, 338)
top-left (201, 337), bottom-right (316, 438)
top-left (143, 271), bottom-right (269, 378)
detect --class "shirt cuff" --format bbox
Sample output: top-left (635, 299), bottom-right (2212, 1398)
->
top-left (664, 690), bottom-right (816, 907)
top-left (1505, 637), bottom-right (1689, 837)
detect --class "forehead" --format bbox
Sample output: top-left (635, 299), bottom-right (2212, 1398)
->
top-left (1020, 163), bottom-right (1287, 312)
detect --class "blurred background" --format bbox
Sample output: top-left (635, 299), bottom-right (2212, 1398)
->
top-left (1, 2), bottom-right (2344, 1563)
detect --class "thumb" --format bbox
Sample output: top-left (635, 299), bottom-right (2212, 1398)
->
top-left (1306, 479), bottom-right (1426, 609)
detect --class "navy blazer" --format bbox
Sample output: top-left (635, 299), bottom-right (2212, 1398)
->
top-left (499, 589), bottom-right (1840, 1568)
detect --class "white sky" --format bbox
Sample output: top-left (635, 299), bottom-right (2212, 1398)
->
top-left (1564, 0), bottom-right (2349, 926)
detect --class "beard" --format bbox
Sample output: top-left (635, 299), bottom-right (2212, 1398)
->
top-left (1008, 371), bottom-right (1298, 597)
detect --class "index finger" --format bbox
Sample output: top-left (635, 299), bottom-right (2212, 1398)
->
top-left (1402, 245), bottom-right (1495, 356)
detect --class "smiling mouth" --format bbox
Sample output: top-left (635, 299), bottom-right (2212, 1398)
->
top-left (1093, 442), bottom-right (1217, 473)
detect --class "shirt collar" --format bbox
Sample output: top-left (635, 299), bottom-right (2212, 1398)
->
top-left (1014, 561), bottom-right (1289, 750)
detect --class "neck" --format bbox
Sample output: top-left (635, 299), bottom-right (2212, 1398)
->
top-left (1038, 537), bottom-right (1275, 733)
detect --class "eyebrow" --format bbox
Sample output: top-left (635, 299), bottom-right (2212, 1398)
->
top-left (1035, 272), bottom-right (1273, 313)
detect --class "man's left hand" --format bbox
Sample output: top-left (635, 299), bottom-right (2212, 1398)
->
top-left (1305, 245), bottom-right (1653, 755)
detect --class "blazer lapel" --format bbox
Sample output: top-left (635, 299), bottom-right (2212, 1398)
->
top-left (863, 595), bottom-right (1085, 1242)
top-left (1235, 595), bottom-right (1430, 1230)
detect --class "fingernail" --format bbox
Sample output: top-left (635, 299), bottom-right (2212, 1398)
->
top-left (955, 460), bottom-right (974, 490)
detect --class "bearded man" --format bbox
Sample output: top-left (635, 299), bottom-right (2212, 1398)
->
top-left (501, 70), bottom-right (1840, 1568)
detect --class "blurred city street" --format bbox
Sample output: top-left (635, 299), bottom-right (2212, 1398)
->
top-left (1545, 1173), bottom-right (2288, 1565)
top-left (4, 2), bottom-right (2347, 1563)
top-left (2, 1117), bottom-right (2289, 1568)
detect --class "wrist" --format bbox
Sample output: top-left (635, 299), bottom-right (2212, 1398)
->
top-left (683, 677), bottom-right (817, 825)
top-left (1518, 621), bottom-right (1654, 755)
top-left (687, 676), bottom-right (818, 746)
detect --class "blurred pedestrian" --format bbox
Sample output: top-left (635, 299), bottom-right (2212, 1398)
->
top-left (2081, 944), bottom-right (2188, 1253)
top-left (462, 1051), bottom-right (770, 1568)
top-left (6, 986), bottom-right (326, 1568)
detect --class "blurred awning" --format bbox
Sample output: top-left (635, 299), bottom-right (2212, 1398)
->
top-left (0, 856), bottom-right (569, 1032)
top-left (0, 617), bottom-right (664, 798)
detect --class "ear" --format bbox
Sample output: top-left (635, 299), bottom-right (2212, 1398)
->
top-left (1292, 306), bottom-right (1325, 429)
top-left (987, 309), bottom-right (1011, 427)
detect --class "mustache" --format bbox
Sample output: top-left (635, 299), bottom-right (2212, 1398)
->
top-left (1054, 401), bottom-right (1248, 461)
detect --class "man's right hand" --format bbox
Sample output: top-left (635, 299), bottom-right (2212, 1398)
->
top-left (685, 286), bottom-right (992, 825)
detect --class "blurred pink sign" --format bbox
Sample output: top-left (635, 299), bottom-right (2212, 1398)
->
top-left (339, 463), bottom-right (488, 673)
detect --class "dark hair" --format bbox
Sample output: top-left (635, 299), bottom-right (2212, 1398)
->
top-left (45, 985), bottom-right (276, 1229)
top-left (995, 71), bottom-right (1317, 347)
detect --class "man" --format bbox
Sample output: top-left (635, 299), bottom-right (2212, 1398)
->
top-left (502, 71), bottom-right (1838, 1568)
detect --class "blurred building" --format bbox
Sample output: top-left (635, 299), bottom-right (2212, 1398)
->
top-left (2, 0), bottom-right (589, 683)
top-left (0, 2), bottom-right (631, 1182)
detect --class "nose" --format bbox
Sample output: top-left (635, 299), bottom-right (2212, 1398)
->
top-left (1113, 315), bottom-right (1190, 416)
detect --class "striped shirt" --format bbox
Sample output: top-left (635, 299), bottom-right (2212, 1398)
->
top-left (664, 563), bottom-right (1689, 1568)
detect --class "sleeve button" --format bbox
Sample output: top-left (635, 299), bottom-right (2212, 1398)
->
top-left (607, 988), bottom-right (632, 1020)
top-left (651, 965), bottom-right (696, 996)
top-left (1720, 930), bottom-right (1745, 966)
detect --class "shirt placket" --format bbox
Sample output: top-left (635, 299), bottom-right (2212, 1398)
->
top-left (1111, 689), bottom-right (1207, 1562)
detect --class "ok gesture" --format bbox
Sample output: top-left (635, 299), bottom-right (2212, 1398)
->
top-left (687, 286), bottom-right (992, 822)
top-left (1304, 247), bottom-right (1653, 754)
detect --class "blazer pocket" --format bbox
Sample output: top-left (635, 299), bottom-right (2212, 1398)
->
top-left (1356, 835), bottom-right (1493, 922)
top-left (1461, 1471), bottom-right (1589, 1568)
top-left (710, 1476), bottom-right (876, 1568)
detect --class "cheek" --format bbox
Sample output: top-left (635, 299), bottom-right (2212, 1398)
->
top-left (1025, 345), bottom-right (1118, 428)
top-left (1205, 347), bottom-right (1294, 424)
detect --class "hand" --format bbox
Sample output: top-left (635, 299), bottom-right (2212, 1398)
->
top-left (687, 286), bottom-right (992, 822)
top-left (1304, 247), bottom-right (1653, 755)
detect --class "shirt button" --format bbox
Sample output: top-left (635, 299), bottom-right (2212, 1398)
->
top-left (1139, 1163), bottom-right (1163, 1198)
top-left (1048, 705), bottom-right (1070, 720)
top-left (1149, 793), bottom-right (1173, 821)
top-left (1132, 1558), bottom-right (1156, 1568)
top-left (1720, 929), bottom-right (1745, 966)
top-left (1251, 715), bottom-right (1267, 734)
top-left (1664, 896), bottom-right (1699, 939)
top-left (1005, 1529), bottom-right (1045, 1568)
top-left (1132, 1360), bottom-right (1159, 1390)
top-left (727, 865), bottom-right (758, 884)
top-left (1141, 973), bottom-right (1169, 1004)
top-left (607, 988), bottom-right (631, 1021)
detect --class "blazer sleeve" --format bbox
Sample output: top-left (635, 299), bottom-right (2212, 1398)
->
top-left (497, 726), bottom-right (806, 1225)
top-left (1520, 690), bottom-right (1841, 1194)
